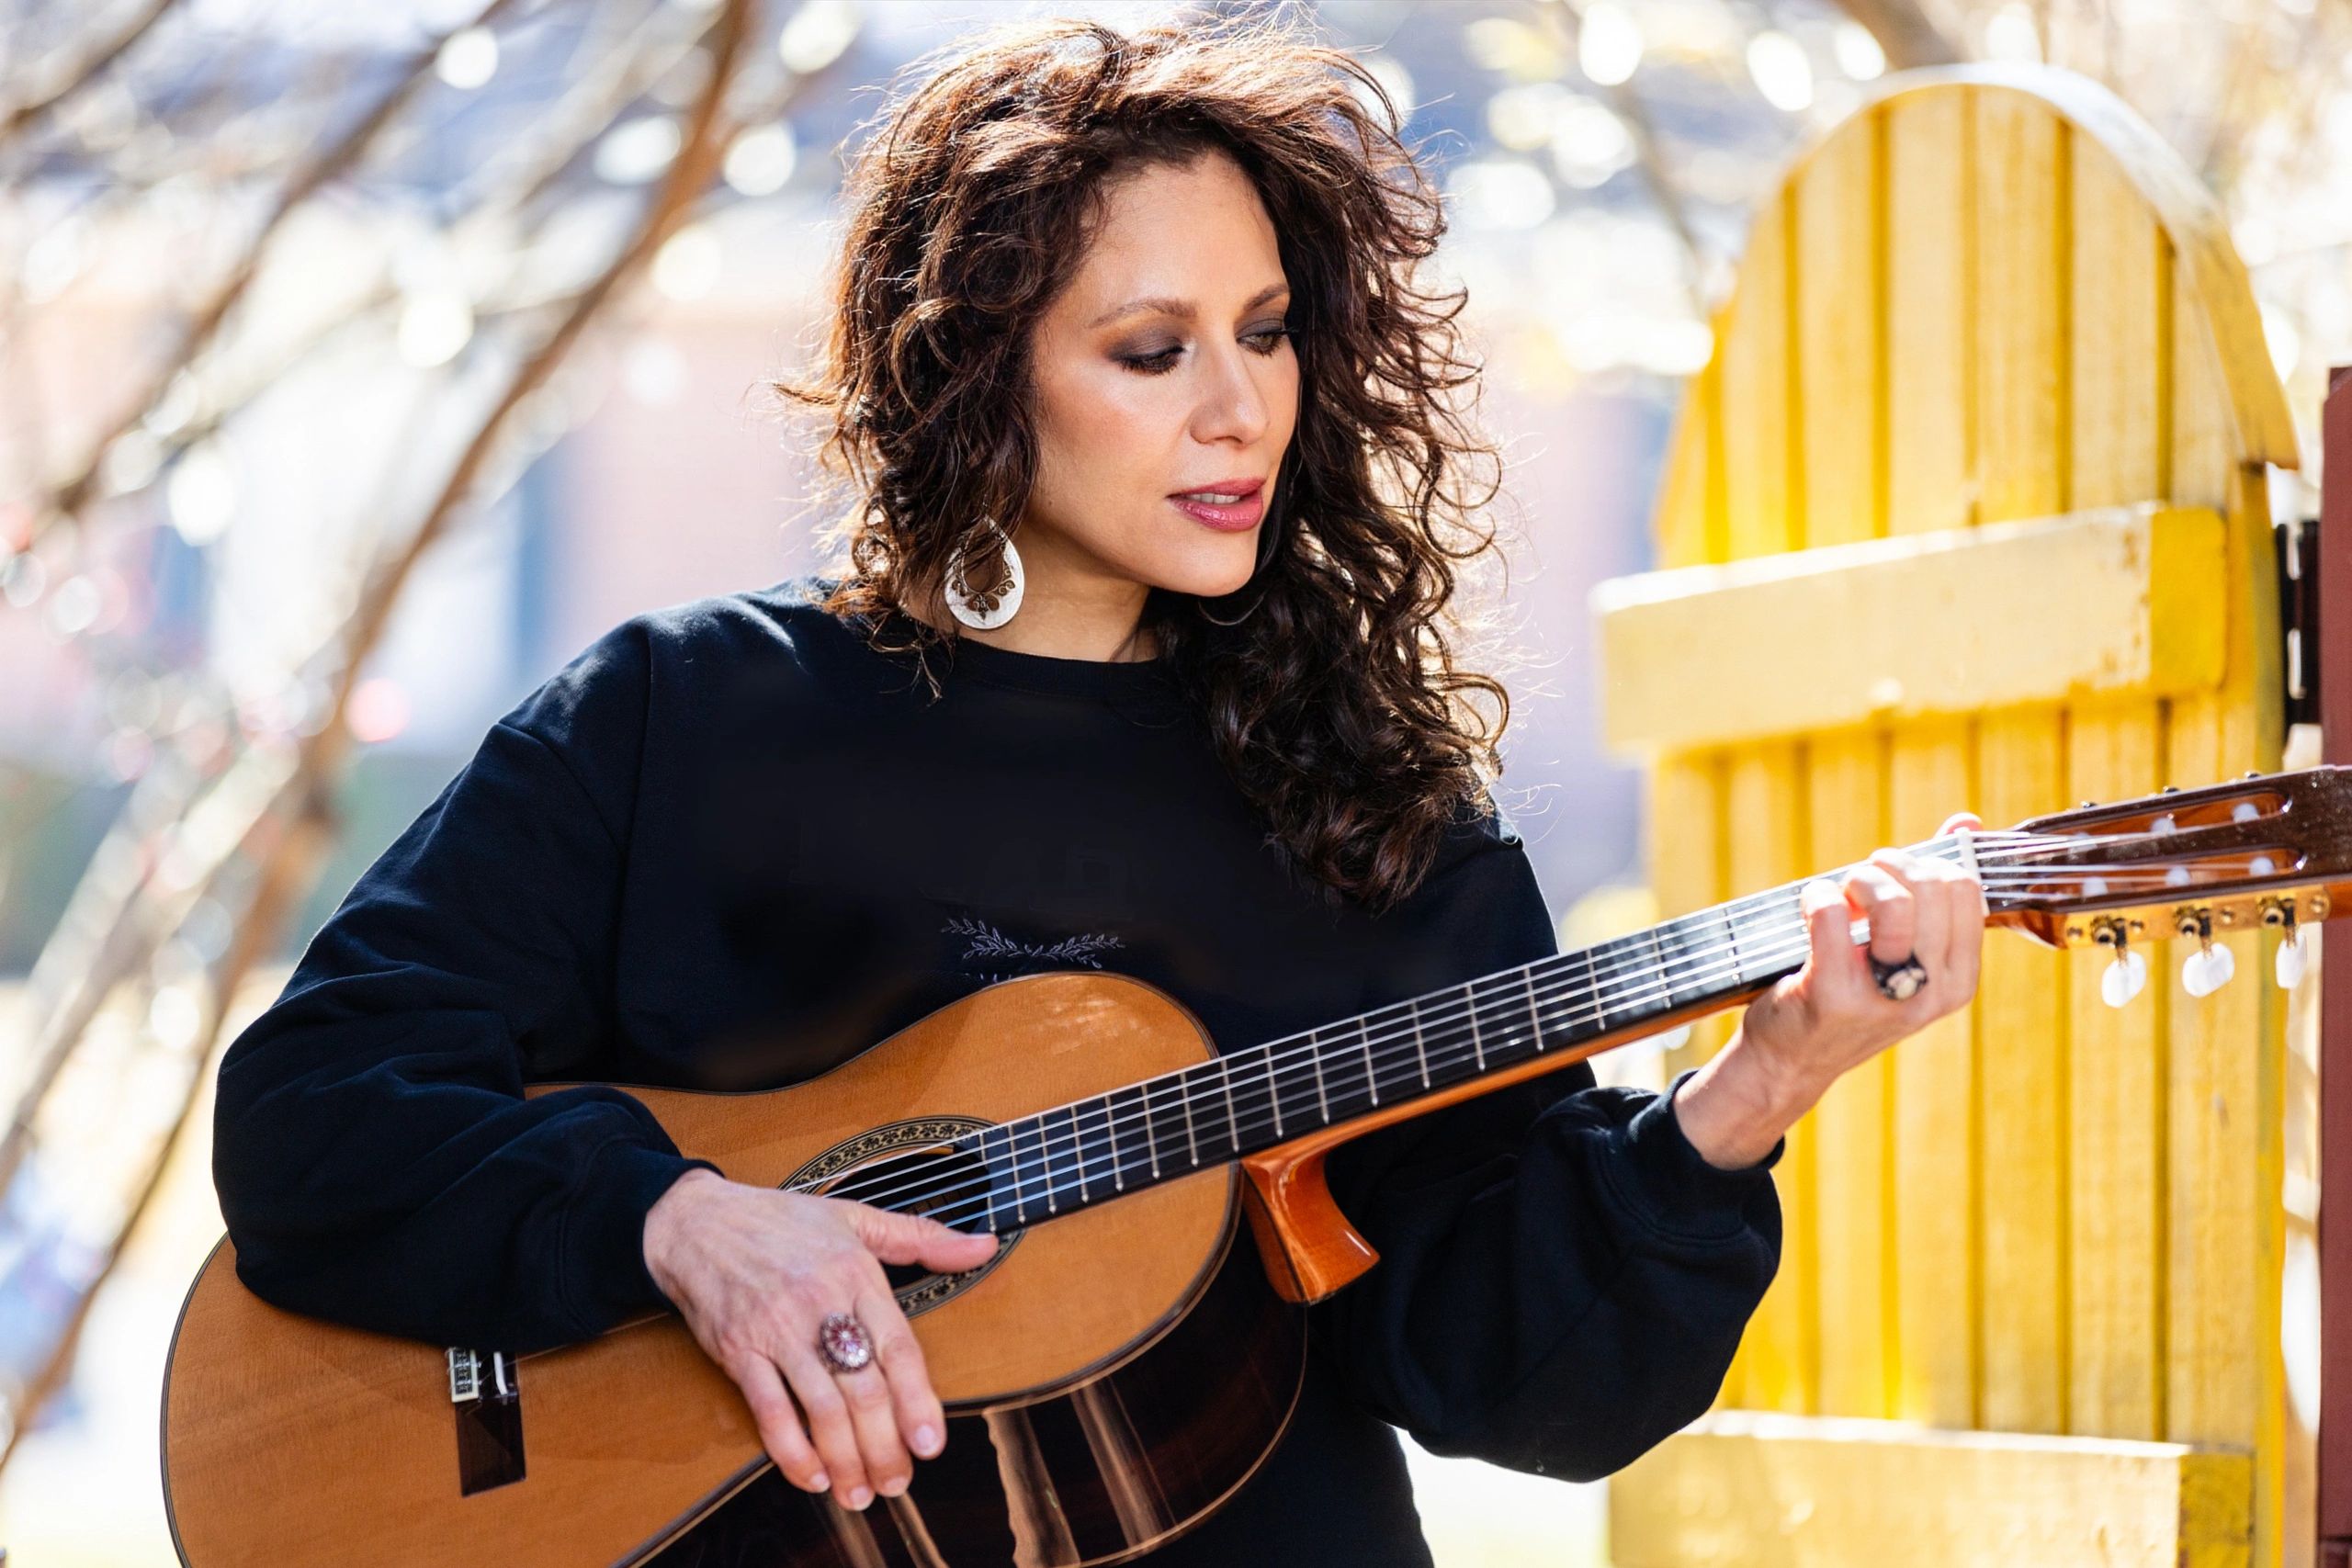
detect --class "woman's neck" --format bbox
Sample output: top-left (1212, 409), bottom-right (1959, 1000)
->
top-left (900, 572), bottom-right (1159, 662)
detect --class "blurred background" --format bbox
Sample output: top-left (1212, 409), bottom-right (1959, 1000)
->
top-left (0, 0), bottom-right (2343, 1562)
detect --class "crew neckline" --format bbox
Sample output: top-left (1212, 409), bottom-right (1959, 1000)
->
top-left (937, 632), bottom-right (1172, 696)
top-left (798, 574), bottom-right (1173, 699)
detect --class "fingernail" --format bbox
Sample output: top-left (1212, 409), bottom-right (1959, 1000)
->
top-left (849, 1485), bottom-right (873, 1511)
top-left (881, 1474), bottom-right (909, 1497)
top-left (809, 1471), bottom-right (829, 1492)
top-left (913, 1424), bottom-right (941, 1456)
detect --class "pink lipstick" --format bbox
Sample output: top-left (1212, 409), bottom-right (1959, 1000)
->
top-left (1169, 476), bottom-right (1266, 532)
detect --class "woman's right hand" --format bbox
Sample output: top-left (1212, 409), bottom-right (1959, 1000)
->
top-left (641, 1168), bottom-right (999, 1513)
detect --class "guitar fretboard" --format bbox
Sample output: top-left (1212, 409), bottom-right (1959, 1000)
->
top-left (929, 867), bottom-right (1860, 1234)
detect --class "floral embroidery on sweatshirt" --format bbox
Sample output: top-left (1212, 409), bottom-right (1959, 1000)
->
top-left (943, 916), bottom-right (1124, 984)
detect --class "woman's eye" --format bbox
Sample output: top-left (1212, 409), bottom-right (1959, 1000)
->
top-left (1119, 344), bottom-right (1184, 375)
top-left (1118, 327), bottom-right (1295, 377)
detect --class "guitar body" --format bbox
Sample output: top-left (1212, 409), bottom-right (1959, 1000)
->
top-left (162, 972), bottom-right (1308, 1568)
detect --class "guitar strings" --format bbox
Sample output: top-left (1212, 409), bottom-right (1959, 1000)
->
top-left (810, 829), bottom-right (2270, 1220)
top-left (903, 854), bottom-right (2245, 1233)
top-left (820, 830), bottom-right (2245, 1224)
top-left (832, 865), bottom-right (2276, 1227)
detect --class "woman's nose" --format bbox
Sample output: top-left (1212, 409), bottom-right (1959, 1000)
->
top-left (1191, 343), bottom-right (1272, 445)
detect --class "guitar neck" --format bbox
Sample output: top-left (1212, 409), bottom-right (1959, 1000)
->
top-left (940, 833), bottom-right (1975, 1234)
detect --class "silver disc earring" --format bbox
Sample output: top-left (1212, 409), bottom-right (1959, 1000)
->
top-left (944, 516), bottom-right (1024, 630)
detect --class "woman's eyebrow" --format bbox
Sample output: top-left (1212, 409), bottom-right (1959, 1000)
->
top-left (1087, 281), bottom-right (1290, 329)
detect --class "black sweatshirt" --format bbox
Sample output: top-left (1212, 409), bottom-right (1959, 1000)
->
top-left (212, 574), bottom-right (1781, 1566)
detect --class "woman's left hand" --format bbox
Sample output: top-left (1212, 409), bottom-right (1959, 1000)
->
top-left (1671, 810), bottom-right (1987, 1170)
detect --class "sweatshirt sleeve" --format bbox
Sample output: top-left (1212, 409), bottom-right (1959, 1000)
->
top-left (211, 619), bottom-right (717, 1355)
top-left (1317, 808), bottom-right (1782, 1481)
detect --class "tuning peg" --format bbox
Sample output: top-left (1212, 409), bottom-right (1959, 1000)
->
top-left (2101, 946), bottom-right (2148, 1008)
top-left (2160, 784), bottom-right (2180, 794)
top-left (2259, 897), bottom-right (2304, 989)
top-left (2182, 942), bottom-right (2235, 997)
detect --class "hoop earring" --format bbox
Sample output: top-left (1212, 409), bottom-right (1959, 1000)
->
top-left (944, 515), bottom-right (1023, 630)
top-left (1195, 502), bottom-right (1285, 627)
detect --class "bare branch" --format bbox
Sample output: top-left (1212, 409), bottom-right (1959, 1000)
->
top-left (0, 0), bottom-right (182, 155)
top-left (1833, 0), bottom-right (1965, 69)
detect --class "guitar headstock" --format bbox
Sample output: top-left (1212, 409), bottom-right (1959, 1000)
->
top-left (1972, 764), bottom-right (2352, 1004)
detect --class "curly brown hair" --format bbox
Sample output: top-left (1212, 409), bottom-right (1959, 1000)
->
top-left (771, 11), bottom-right (1521, 915)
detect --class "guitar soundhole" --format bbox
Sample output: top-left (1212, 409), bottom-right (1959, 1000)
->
top-left (783, 1116), bottom-right (1023, 1319)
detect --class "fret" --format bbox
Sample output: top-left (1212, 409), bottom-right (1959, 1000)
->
top-left (1408, 997), bottom-right (1430, 1088)
top-left (1137, 1081), bottom-right (1161, 1180)
top-left (1491, 970), bottom-right (1533, 1060)
top-left (1521, 964), bottom-right (1546, 1053)
top-left (1265, 1048), bottom-right (1285, 1138)
top-left (1642, 928), bottom-right (1669, 1016)
top-left (1182, 1064), bottom-right (1201, 1166)
top-left (1307, 1028), bottom-right (1329, 1122)
top-left (1657, 919), bottom-right (1697, 1008)
top-left (1577, 944), bottom-right (1609, 1035)
top-left (1102, 1093), bottom-right (1126, 1192)
top-left (1012, 1117), bottom-right (1037, 1224)
top-left (1216, 1054), bottom-right (1239, 1158)
top-left (1319, 1016), bottom-right (1376, 1122)
top-left (978, 1127), bottom-right (1004, 1233)
top-left (1694, 914), bottom-right (1731, 998)
top-left (1467, 981), bottom-right (1486, 1070)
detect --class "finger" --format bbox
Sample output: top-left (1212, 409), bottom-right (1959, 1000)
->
top-left (1938, 809), bottom-right (1984, 837)
top-left (859, 1281), bottom-right (948, 1462)
top-left (826, 1325), bottom-right (916, 1500)
top-left (1845, 857), bottom-right (1917, 964)
top-left (1940, 863), bottom-right (1984, 1001)
top-left (848, 1205), bottom-right (1001, 1274)
top-left (776, 1340), bottom-right (871, 1511)
top-left (1801, 877), bottom-right (1870, 1006)
top-left (1890, 855), bottom-right (1950, 993)
top-left (732, 1353), bottom-right (830, 1494)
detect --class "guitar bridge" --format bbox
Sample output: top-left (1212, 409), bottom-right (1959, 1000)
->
top-left (447, 1346), bottom-right (513, 1404)
top-left (446, 1347), bottom-right (526, 1495)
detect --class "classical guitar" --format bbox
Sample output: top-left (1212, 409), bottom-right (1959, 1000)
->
top-left (160, 766), bottom-right (2352, 1567)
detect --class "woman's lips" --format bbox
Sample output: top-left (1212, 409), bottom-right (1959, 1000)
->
top-left (1169, 483), bottom-right (1265, 531)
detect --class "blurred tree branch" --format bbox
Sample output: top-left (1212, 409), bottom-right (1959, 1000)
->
top-left (1834, 0), bottom-right (1964, 70)
top-left (0, 0), bottom-right (792, 1466)
top-left (0, 0), bottom-right (182, 152)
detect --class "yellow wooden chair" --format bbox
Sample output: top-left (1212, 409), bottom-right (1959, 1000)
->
top-left (1595, 63), bottom-right (2300, 1568)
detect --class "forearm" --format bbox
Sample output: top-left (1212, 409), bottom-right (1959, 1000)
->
top-left (1669, 1026), bottom-right (1830, 1170)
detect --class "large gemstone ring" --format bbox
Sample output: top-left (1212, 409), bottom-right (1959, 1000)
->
top-left (1870, 952), bottom-right (1930, 1001)
top-left (817, 1312), bottom-right (875, 1374)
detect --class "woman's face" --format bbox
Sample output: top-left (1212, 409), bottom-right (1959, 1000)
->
top-left (1015, 150), bottom-right (1300, 614)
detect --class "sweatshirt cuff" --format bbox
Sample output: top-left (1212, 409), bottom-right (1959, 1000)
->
top-left (1611, 1068), bottom-right (1782, 1241)
top-left (564, 1140), bottom-right (721, 1337)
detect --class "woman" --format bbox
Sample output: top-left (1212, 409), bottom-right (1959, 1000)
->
top-left (212, 14), bottom-right (1984, 1565)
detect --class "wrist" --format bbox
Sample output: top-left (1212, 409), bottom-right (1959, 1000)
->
top-left (642, 1166), bottom-right (727, 1295)
top-left (1672, 1032), bottom-right (1824, 1169)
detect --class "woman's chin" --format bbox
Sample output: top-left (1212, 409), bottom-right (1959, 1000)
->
top-left (1145, 547), bottom-right (1262, 602)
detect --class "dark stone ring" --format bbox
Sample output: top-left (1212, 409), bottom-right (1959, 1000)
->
top-left (1870, 952), bottom-right (1930, 1002)
top-left (818, 1311), bottom-right (876, 1374)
